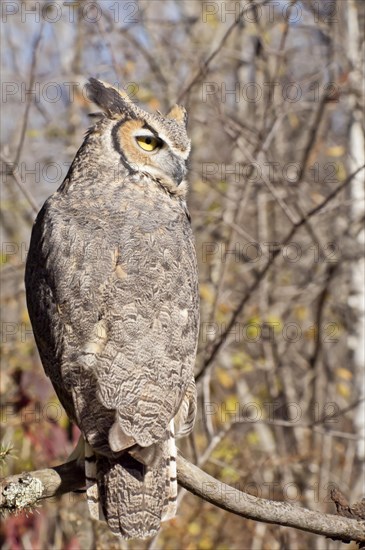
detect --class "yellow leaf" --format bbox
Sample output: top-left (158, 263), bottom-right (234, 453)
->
top-left (221, 467), bottom-right (240, 483)
top-left (327, 145), bottom-right (345, 157)
top-left (208, 200), bottom-right (221, 212)
top-left (59, 407), bottom-right (70, 429)
top-left (198, 538), bottom-right (213, 550)
top-left (247, 431), bottom-right (260, 446)
top-left (21, 309), bottom-right (30, 324)
top-left (26, 128), bottom-right (40, 138)
top-left (336, 161), bottom-right (347, 182)
top-left (247, 315), bottom-right (261, 325)
top-left (204, 12), bottom-right (219, 28)
top-left (266, 315), bottom-right (283, 333)
top-left (241, 361), bottom-right (254, 372)
top-left (336, 368), bottom-right (352, 381)
top-left (294, 305), bottom-right (308, 321)
top-left (232, 353), bottom-right (253, 372)
top-left (218, 180), bottom-right (228, 193)
top-left (199, 284), bottom-right (215, 304)
top-left (194, 179), bottom-right (206, 193)
top-left (336, 383), bottom-right (350, 398)
top-left (246, 322), bottom-right (260, 341)
top-left (212, 444), bottom-right (237, 462)
top-left (216, 367), bottom-right (234, 389)
top-left (219, 396), bottom-right (239, 423)
top-left (188, 522), bottom-right (201, 536)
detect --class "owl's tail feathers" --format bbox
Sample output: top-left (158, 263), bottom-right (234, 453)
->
top-left (84, 442), bottom-right (104, 522)
top-left (80, 430), bottom-right (177, 538)
top-left (96, 451), bottom-right (166, 539)
top-left (161, 419), bottom-right (178, 522)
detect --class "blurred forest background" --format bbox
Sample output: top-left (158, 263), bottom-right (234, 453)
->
top-left (1, 0), bottom-right (364, 549)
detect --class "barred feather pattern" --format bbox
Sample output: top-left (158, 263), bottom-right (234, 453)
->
top-left (161, 420), bottom-right (178, 522)
top-left (85, 442), bottom-right (103, 521)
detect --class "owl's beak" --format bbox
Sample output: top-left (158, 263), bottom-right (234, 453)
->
top-left (173, 160), bottom-right (187, 186)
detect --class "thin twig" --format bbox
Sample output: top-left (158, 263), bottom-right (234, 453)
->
top-left (14, 25), bottom-right (44, 166)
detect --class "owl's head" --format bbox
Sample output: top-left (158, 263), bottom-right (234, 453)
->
top-left (85, 78), bottom-right (191, 191)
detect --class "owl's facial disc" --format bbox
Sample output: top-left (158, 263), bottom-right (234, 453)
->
top-left (116, 120), bottom-right (187, 185)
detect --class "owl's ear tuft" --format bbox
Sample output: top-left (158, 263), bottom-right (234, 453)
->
top-left (86, 78), bottom-right (132, 118)
top-left (166, 105), bottom-right (188, 127)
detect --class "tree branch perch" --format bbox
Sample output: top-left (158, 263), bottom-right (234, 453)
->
top-left (1, 457), bottom-right (364, 545)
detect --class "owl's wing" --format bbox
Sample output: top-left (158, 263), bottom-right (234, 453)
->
top-left (25, 202), bottom-right (78, 421)
top-left (25, 196), bottom-right (199, 453)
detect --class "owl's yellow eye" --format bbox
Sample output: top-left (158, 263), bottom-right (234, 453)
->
top-left (135, 135), bottom-right (161, 152)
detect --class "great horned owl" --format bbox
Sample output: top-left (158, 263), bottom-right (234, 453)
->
top-left (25, 78), bottom-right (199, 539)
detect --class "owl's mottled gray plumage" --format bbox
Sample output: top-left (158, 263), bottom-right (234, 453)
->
top-left (25, 78), bottom-right (199, 539)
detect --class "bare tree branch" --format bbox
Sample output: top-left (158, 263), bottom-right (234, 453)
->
top-left (1, 457), bottom-right (364, 544)
top-left (177, 455), bottom-right (365, 544)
